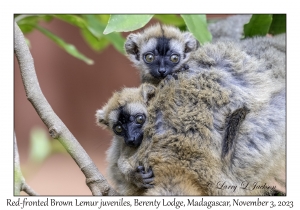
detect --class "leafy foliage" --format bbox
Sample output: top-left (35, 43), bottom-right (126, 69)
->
top-left (29, 128), bottom-right (51, 164)
top-left (16, 15), bottom-right (53, 34)
top-left (29, 127), bottom-right (67, 164)
top-left (181, 15), bottom-right (212, 44)
top-left (81, 15), bottom-right (125, 54)
top-left (153, 14), bottom-right (185, 27)
top-left (103, 15), bottom-right (153, 34)
top-left (15, 14), bottom-right (286, 64)
top-left (36, 25), bottom-right (94, 65)
top-left (244, 15), bottom-right (273, 37)
top-left (269, 14), bottom-right (286, 35)
top-left (244, 14), bottom-right (286, 38)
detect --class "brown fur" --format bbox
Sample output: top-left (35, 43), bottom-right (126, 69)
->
top-left (100, 24), bottom-right (285, 195)
top-left (126, 36), bottom-right (285, 195)
top-left (95, 83), bottom-right (156, 195)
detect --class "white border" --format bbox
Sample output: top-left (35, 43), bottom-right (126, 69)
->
top-left (2, 1), bottom-right (299, 209)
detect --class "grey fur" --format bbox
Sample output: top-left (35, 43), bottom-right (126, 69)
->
top-left (124, 15), bottom-right (252, 86)
top-left (127, 34), bottom-right (286, 195)
top-left (101, 17), bottom-right (286, 195)
top-left (208, 15), bottom-right (252, 41)
top-left (95, 84), bottom-right (156, 195)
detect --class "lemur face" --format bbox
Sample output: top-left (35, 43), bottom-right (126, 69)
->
top-left (141, 37), bottom-right (183, 80)
top-left (125, 24), bottom-right (199, 84)
top-left (96, 84), bottom-right (156, 148)
top-left (109, 103), bottom-right (146, 147)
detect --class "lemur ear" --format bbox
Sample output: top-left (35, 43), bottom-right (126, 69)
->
top-left (95, 109), bottom-right (109, 127)
top-left (125, 33), bottom-right (140, 56)
top-left (141, 83), bottom-right (156, 105)
top-left (183, 32), bottom-right (200, 53)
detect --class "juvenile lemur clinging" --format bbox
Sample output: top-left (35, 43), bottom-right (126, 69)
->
top-left (95, 83), bottom-right (157, 195)
top-left (126, 36), bottom-right (286, 195)
top-left (97, 17), bottom-right (285, 195)
top-left (125, 24), bottom-right (199, 85)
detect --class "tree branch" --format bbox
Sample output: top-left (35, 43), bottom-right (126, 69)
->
top-left (14, 132), bottom-right (38, 196)
top-left (14, 22), bottom-right (118, 196)
top-left (22, 182), bottom-right (38, 196)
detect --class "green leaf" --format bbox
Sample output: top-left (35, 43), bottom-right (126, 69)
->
top-left (81, 27), bottom-right (110, 51)
top-left (35, 25), bottom-right (94, 65)
top-left (16, 15), bottom-right (54, 34)
top-left (105, 32), bottom-right (126, 54)
top-left (54, 14), bottom-right (87, 29)
top-left (16, 16), bottom-right (40, 34)
top-left (15, 15), bottom-right (38, 22)
top-left (18, 24), bottom-right (35, 34)
top-left (56, 15), bottom-right (109, 43)
top-left (269, 14), bottom-right (286, 35)
top-left (55, 15), bottom-right (103, 38)
top-left (103, 15), bottom-right (153, 34)
top-left (82, 14), bottom-right (106, 39)
top-left (82, 14), bottom-right (125, 54)
top-left (244, 14), bottom-right (273, 38)
top-left (29, 128), bottom-right (51, 164)
top-left (40, 15), bottom-right (54, 22)
top-left (181, 15), bottom-right (212, 44)
top-left (97, 14), bottom-right (111, 24)
top-left (153, 14), bottom-right (185, 26)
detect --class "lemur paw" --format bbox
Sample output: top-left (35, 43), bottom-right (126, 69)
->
top-left (135, 165), bottom-right (154, 189)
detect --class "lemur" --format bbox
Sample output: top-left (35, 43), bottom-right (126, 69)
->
top-left (125, 23), bottom-right (199, 86)
top-left (95, 83), bottom-right (157, 195)
top-left (97, 17), bottom-right (286, 195)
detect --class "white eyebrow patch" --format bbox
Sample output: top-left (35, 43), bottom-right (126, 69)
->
top-left (169, 39), bottom-right (185, 56)
top-left (125, 103), bottom-right (147, 117)
top-left (108, 109), bottom-right (120, 126)
top-left (140, 38), bottom-right (157, 54)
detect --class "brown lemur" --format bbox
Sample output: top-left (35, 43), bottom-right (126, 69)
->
top-left (97, 17), bottom-right (286, 195)
top-left (123, 17), bottom-right (254, 86)
top-left (124, 17), bottom-right (285, 87)
top-left (103, 24), bottom-right (198, 194)
top-left (127, 35), bottom-right (286, 195)
top-left (95, 83), bottom-right (157, 195)
top-left (121, 27), bottom-right (286, 195)
top-left (125, 23), bottom-right (199, 86)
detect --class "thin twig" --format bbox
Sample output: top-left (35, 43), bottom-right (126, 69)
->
top-left (14, 132), bottom-right (24, 195)
top-left (14, 22), bottom-right (117, 196)
top-left (22, 183), bottom-right (38, 196)
top-left (14, 132), bottom-right (39, 196)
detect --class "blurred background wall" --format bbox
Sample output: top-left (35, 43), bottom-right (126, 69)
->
top-left (14, 14), bottom-right (231, 195)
